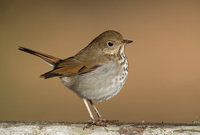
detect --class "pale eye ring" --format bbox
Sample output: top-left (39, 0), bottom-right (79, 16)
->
top-left (107, 41), bottom-right (114, 47)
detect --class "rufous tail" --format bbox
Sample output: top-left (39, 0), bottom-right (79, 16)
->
top-left (18, 46), bottom-right (61, 66)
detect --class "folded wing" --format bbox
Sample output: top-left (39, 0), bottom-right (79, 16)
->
top-left (41, 57), bottom-right (101, 79)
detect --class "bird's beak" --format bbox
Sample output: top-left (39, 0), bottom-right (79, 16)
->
top-left (122, 40), bottom-right (133, 44)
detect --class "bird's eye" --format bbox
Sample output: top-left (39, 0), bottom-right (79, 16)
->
top-left (107, 41), bottom-right (114, 47)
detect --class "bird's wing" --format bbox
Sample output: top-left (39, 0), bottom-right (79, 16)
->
top-left (41, 57), bottom-right (102, 79)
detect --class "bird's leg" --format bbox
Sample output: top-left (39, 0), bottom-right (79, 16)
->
top-left (86, 100), bottom-right (106, 127)
top-left (83, 99), bottom-right (101, 129)
top-left (83, 99), bottom-right (95, 122)
top-left (88, 100), bottom-right (109, 126)
top-left (88, 100), bottom-right (119, 125)
top-left (83, 99), bottom-right (118, 129)
top-left (88, 100), bottom-right (103, 120)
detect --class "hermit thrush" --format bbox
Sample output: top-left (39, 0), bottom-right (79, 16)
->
top-left (19, 30), bottom-right (132, 126)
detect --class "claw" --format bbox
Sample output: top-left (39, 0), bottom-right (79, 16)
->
top-left (83, 119), bottom-right (95, 129)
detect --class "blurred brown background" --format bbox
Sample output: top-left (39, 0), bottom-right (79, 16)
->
top-left (0, 0), bottom-right (200, 123)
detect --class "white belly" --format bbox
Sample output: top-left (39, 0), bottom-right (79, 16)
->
top-left (60, 60), bottom-right (128, 102)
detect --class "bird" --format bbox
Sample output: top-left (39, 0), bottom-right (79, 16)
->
top-left (18, 30), bottom-right (132, 126)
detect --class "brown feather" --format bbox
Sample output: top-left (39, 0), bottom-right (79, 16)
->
top-left (18, 47), bottom-right (61, 65)
top-left (41, 57), bottom-right (103, 79)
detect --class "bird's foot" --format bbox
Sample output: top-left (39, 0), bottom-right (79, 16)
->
top-left (83, 119), bottom-right (106, 129)
top-left (83, 119), bottom-right (119, 129)
top-left (83, 120), bottom-right (95, 129)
